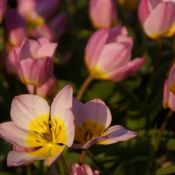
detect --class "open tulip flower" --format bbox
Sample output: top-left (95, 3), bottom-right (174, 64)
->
top-left (163, 80), bottom-right (175, 111)
top-left (72, 98), bottom-right (137, 149)
top-left (0, 85), bottom-right (75, 166)
top-left (85, 26), bottom-right (145, 82)
top-left (138, 0), bottom-right (175, 39)
top-left (11, 37), bottom-right (57, 87)
top-left (71, 163), bottom-right (100, 175)
top-left (89, 0), bottom-right (117, 29)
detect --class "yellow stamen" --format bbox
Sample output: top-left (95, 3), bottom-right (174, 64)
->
top-left (75, 119), bottom-right (105, 145)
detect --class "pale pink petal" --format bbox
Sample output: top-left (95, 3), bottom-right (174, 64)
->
top-left (96, 43), bottom-right (131, 72)
top-left (89, 0), bottom-right (117, 29)
top-left (19, 39), bottom-right (40, 59)
top-left (17, 57), bottom-right (53, 87)
top-left (62, 109), bottom-right (75, 147)
top-left (7, 151), bottom-right (42, 167)
top-left (0, 122), bottom-right (27, 147)
top-left (83, 99), bottom-right (112, 129)
top-left (144, 2), bottom-right (175, 38)
top-left (51, 85), bottom-right (73, 120)
top-left (97, 125), bottom-right (137, 145)
top-left (11, 94), bottom-right (49, 131)
top-left (108, 58), bottom-right (145, 82)
top-left (37, 38), bottom-right (57, 58)
top-left (85, 29), bottom-right (108, 67)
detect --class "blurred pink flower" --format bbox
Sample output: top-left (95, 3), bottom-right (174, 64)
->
top-left (32, 12), bottom-right (67, 41)
top-left (138, 0), bottom-right (175, 39)
top-left (5, 9), bottom-right (27, 46)
top-left (27, 76), bottom-right (58, 97)
top-left (163, 80), bottom-right (175, 111)
top-left (85, 26), bottom-right (145, 82)
top-left (13, 38), bottom-right (57, 87)
top-left (167, 64), bottom-right (175, 95)
top-left (0, 0), bottom-right (7, 22)
top-left (0, 85), bottom-right (75, 166)
top-left (72, 98), bottom-right (137, 149)
top-left (89, 0), bottom-right (117, 29)
top-left (71, 163), bottom-right (100, 175)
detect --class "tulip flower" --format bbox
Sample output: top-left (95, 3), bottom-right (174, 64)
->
top-left (89, 0), bottom-right (117, 29)
top-left (138, 0), bottom-right (175, 39)
top-left (27, 76), bottom-right (58, 97)
top-left (0, 85), bottom-right (75, 166)
top-left (0, 0), bottom-right (7, 22)
top-left (71, 163), bottom-right (100, 175)
top-left (72, 98), bottom-right (137, 149)
top-left (163, 80), bottom-right (175, 111)
top-left (12, 38), bottom-right (57, 87)
top-left (85, 27), bottom-right (145, 82)
top-left (5, 9), bottom-right (27, 46)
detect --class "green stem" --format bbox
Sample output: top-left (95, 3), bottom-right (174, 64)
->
top-left (79, 150), bottom-right (86, 164)
top-left (77, 74), bottom-right (94, 100)
top-left (26, 165), bottom-right (31, 175)
top-left (146, 110), bottom-right (173, 174)
top-left (60, 154), bottom-right (70, 175)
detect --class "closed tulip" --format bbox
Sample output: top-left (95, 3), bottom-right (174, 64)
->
top-left (89, 0), bottom-right (117, 29)
top-left (85, 26), bottom-right (145, 82)
top-left (138, 0), bottom-right (175, 39)
top-left (13, 38), bottom-right (57, 87)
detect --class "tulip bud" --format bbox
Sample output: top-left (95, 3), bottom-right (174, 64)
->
top-left (138, 0), bottom-right (175, 39)
top-left (89, 0), bottom-right (117, 29)
top-left (85, 26), bottom-right (145, 82)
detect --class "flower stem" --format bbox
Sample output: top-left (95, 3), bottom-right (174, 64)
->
top-left (26, 165), bottom-right (31, 175)
top-left (60, 154), bottom-right (70, 175)
top-left (33, 85), bottom-right (37, 95)
top-left (77, 74), bottom-right (94, 100)
top-left (146, 110), bottom-right (173, 174)
top-left (79, 150), bottom-right (86, 164)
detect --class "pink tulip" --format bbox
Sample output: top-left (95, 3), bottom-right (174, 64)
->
top-left (71, 163), bottom-right (100, 175)
top-left (0, 0), bottom-right (7, 22)
top-left (12, 38), bottom-right (57, 87)
top-left (32, 12), bottom-right (67, 41)
top-left (138, 0), bottom-right (175, 39)
top-left (18, 0), bottom-right (60, 20)
top-left (27, 76), bottom-right (58, 97)
top-left (72, 98), bottom-right (137, 149)
top-left (89, 0), bottom-right (117, 29)
top-left (5, 9), bottom-right (27, 46)
top-left (163, 80), bottom-right (175, 111)
top-left (0, 85), bottom-right (75, 166)
top-left (85, 26), bottom-right (145, 82)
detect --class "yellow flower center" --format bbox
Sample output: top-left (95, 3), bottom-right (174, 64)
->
top-left (89, 66), bottom-right (109, 80)
top-left (25, 115), bottom-right (67, 159)
top-left (75, 119), bottom-right (105, 146)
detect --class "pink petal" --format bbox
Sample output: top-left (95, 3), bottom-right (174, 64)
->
top-left (51, 85), bottom-right (73, 120)
top-left (96, 43), bottom-right (131, 72)
top-left (89, 0), bottom-right (117, 29)
top-left (85, 29), bottom-right (108, 68)
top-left (83, 99), bottom-right (112, 129)
top-left (10, 94), bottom-right (50, 131)
top-left (0, 122), bottom-right (27, 147)
top-left (7, 151), bottom-right (42, 167)
top-left (108, 57), bottom-right (145, 82)
top-left (97, 125), bottom-right (137, 145)
top-left (17, 57), bottom-right (53, 87)
top-left (144, 2), bottom-right (175, 38)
